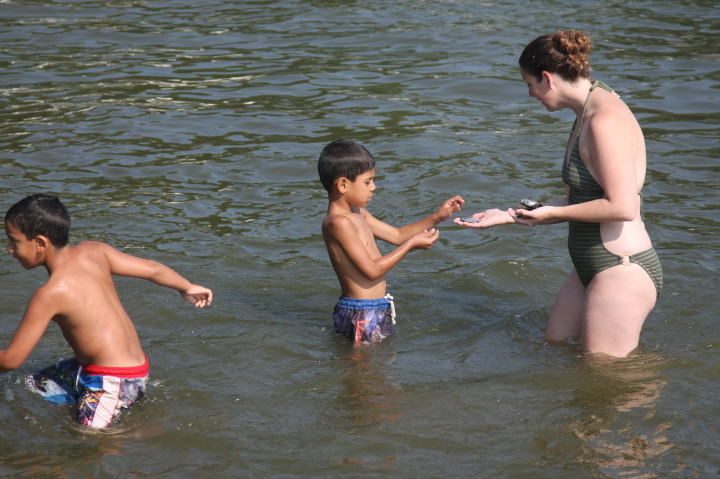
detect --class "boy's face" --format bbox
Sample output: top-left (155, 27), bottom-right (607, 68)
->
top-left (5, 222), bottom-right (41, 270)
top-left (344, 168), bottom-right (376, 207)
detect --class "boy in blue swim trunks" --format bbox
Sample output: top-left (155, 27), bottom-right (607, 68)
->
top-left (318, 139), bottom-right (464, 344)
top-left (0, 194), bottom-right (213, 428)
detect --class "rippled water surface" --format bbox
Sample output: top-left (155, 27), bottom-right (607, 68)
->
top-left (1, 1), bottom-right (719, 477)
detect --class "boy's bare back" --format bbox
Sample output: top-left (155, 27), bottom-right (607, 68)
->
top-left (36, 241), bottom-right (149, 368)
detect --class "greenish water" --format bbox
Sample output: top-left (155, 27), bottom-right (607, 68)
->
top-left (1, 1), bottom-right (719, 477)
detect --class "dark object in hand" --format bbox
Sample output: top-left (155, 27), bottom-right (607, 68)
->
top-left (517, 199), bottom-right (542, 210)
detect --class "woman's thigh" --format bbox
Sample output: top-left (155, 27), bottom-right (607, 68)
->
top-left (583, 264), bottom-right (657, 357)
top-left (545, 270), bottom-right (586, 342)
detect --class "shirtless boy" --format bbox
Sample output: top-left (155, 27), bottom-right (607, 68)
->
top-left (0, 194), bottom-right (213, 428)
top-left (318, 139), bottom-right (464, 344)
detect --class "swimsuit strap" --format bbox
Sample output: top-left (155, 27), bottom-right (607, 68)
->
top-left (578, 80), bottom-right (618, 131)
top-left (566, 80), bottom-right (618, 166)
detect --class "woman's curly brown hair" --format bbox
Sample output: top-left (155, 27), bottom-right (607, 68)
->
top-left (519, 30), bottom-right (592, 82)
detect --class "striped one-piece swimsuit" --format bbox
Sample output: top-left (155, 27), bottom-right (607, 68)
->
top-left (561, 81), bottom-right (663, 295)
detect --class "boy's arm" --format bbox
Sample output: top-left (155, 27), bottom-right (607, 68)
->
top-left (95, 242), bottom-right (213, 308)
top-left (325, 215), bottom-right (438, 281)
top-left (371, 195), bottom-right (464, 245)
top-left (0, 288), bottom-right (56, 373)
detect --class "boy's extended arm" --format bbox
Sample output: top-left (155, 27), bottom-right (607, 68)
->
top-left (371, 195), bottom-right (464, 245)
top-left (0, 288), bottom-right (56, 373)
top-left (326, 215), bottom-right (439, 281)
top-left (98, 242), bottom-right (213, 307)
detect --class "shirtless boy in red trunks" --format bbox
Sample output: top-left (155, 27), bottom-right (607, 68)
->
top-left (0, 194), bottom-right (213, 428)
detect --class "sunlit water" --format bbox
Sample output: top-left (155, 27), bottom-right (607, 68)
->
top-left (1, 1), bottom-right (719, 477)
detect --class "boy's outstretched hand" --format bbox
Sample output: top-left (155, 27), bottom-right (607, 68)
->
top-left (180, 285), bottom-right (214, 308)
top-left (435, 196), bottom-right (465, 222)
top-left (410, 228), bottom-right (440, 249)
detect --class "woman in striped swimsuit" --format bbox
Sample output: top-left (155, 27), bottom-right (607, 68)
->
top-left (455, 30), bottom-right (662, 358)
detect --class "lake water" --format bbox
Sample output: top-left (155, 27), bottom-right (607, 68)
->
top-left (1, 0), bottom-right (719, 477)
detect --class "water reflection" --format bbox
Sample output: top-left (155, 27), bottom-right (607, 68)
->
top-left (335, 341), bottom-right (403, 431)
top-left (569, 353), bottom-right (672, 477)
top-left (331, 340), bottom-right (403, 468)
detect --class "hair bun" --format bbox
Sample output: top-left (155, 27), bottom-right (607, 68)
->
top-left (552, 30), bottom-right (592, 56)
top-left (519, 30), bottom-right (593, 82)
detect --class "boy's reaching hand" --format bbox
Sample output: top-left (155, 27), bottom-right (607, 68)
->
top-left (180, 285), bottom-right (214, 308)
top-left (409, 228), bottom-right (440, 249)
top-left (435, 196), bottom-right (465, 223)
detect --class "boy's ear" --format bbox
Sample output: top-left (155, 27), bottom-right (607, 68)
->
top-left (33, 235), bottom-right (51, 252)
top-left (335, 176), bottom-right (350, 193)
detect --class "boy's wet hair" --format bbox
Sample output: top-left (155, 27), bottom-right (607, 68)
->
top-left (5, 194), bottom-right (71, 248)
top-left (318, 139), bottom-right (376, 192)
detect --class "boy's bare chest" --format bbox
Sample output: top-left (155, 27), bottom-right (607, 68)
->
top-left (353, 220), bottom-right (381, 256)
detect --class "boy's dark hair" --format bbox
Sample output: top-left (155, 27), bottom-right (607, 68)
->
top-left (318, 139), bottom-right (376, 193)
top-left (5, 194), bottom-right (71, 248)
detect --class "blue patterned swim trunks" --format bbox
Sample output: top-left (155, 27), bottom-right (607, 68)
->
top-left (26, 355), bottom-right (149, 428)
top-left (333, 295), bottom-right (396, 344)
